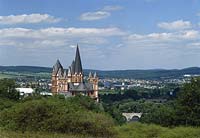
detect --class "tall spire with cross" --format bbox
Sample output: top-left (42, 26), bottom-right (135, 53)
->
top-left (74, 44), bottom-right (83, 74)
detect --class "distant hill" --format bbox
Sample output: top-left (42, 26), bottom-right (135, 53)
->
top-left (0, 66), bottom-right (200, 79)
top-left (0, 66), bottom-right (52, 73)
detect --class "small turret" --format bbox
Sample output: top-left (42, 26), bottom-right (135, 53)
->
top-left (57, 68), bottom-right (63, 77)
top-left (68, 66), bottom-right (72, 76)
top-left (71, 60), bottom-right (75, 75)
top-left (52, 59), bottom-right (63, 75)
top-left (63, 69), bottom-right (67, 78)
top-left (89, 72), bottom-right (93, 78)
top-left (94, 72), bottom-right (97, 78)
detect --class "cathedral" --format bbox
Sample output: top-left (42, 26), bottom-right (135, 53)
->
top-left (51, 45), bottom-right (98, 101)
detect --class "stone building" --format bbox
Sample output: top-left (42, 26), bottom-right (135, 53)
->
top-left (51, 45), bottom-right (98, 101)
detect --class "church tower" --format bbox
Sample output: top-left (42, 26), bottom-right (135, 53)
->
top-left (51, 44), bottom-right (99, 101)
top-left (71, 45), bottom-right (83, 83)
top-left (88, 72), bottom-right (99, 101)
top-left (51, 59), bottom-right (63, 94)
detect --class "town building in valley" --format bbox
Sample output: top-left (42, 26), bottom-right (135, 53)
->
top-left (51, 45), bottom-right (98, 101)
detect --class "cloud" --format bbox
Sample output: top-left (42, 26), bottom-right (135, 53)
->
top-left (102, 5), bottom-right (123, 11)
top-left (0, 14), bottom-right (61, 25)
top-left (79, 5), bottom-right (123, 21)
top-left (0, 27), bottom-right (125, 47)
top-left (158, 20), bottom-right (192, 30)
top-left (125, 30), bottom-right (199, 44)
top-left (189, 42), bottom-right (200, 47)
top-left (79, 11), bottom-right (110, 21)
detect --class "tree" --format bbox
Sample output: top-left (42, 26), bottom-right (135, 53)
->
top-left (176, 77), bottom-right (200, 126)
top-left (0, 79), bottom-right (19, 100)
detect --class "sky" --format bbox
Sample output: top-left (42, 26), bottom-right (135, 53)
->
top-left (0, 0), bottom-right (200, 70)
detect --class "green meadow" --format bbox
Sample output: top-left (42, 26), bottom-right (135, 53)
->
top-left (1, 123), bottom-right (200, 138)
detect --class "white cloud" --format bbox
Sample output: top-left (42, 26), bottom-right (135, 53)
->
top-left (79, 5), bottom-right (123, 21)
top-left (0, 14), bottom-right (61, 25)
top-left (102, 5), bottom-right (123, 11)
top-left (79, 11), bottom-right (110, 21)
top-left (125, 30), bottom-right (199, 46)
top-left (158, 20), bottom-right (192, 30)
top-left (0, 27), bottom-right (125, 47)
top-left (189, 42), bottom-right (200, 47)
top-left (182, 30), bottom-right (199, 39)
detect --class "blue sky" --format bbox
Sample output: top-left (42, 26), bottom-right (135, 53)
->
top-left (0, 0), bottom-right (200, 70)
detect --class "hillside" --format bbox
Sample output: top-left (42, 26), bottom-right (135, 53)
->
top-left (1, 66), bottom-right (200, 79)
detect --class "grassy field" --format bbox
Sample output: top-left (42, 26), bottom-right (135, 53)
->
top-left (1, 123), bottom-right (200, 138)
top-left (0, 72), bottom-right (51, 79)
top-left (0, 130), bottom-right (91, 138)
top-left (116, 123), bottom-right (200, 138)
top-left (0, 73), bottom-right (16, 79)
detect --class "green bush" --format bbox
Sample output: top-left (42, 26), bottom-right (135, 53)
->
top-left (0, 98), bottom-right (15, 110)
top-left (0, 79), bottom-right (19, 100)
top-left (0, 96), bottom-right (115, 137)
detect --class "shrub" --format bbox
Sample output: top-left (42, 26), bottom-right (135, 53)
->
top-left (0, 98), bottom-right (15, 110)
top-left (0, 96), bottom-right (115, 137)
top-left (0, 79), bottom-right (19, 100)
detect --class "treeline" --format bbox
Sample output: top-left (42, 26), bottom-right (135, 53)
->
top-left (141, 77), bottom-right (200, 126)
top-left (100, 87), bottom-right (177, 103)
top-left (100, 77), bottom-right (200, 127)
top-left (2, 66), bottom-right (200, 79)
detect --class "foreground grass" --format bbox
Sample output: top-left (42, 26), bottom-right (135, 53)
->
top-left (1, 123), bottom-right (200, 138)
top-left (0, 130), bottom-right (93, 138)
top-left (116, 123), bottom-right (200, 138)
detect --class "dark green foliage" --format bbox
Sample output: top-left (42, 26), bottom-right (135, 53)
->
top-left (68, 95), bottom-right (104, 113)
top-left (103, 103), bottom-right (126, 125)
top-left (118, 100), bottom-right (156, 113)
top-left (176, 77), bottom-right (200, 126)
top-left (100, 86), bottom-right (176, 104)
top-left (140, 77), bottom-right (200, 127)
top-left (0, 96), bottom-right (115, 137)
top-left (0, 66), bottom-right (51, 73)
top-left (140, 103), bottom-right (176, 126)
top-left (0, 98), bottom-right (16, 110)
top-left (100, 89), bottom-right (140, 103)
top-left (0, 79), bottom-right (19, 100)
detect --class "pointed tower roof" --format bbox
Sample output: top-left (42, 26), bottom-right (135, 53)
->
top-left (89, 72), bottom-right (92, 78)
top-left (74, 45), bottom-right (83, 74)
top-left (68, 66), bottom-right (72, 76)
top-left (94, 72), bottom-right (97, 78)
top-left (63, 69), bottom-right (67, 78)
top-left (71, 60), bottom-right (75, 75)
top-left (57, 68), bottom-right (63, 77)
top-left (53, 59), bottom-right (63, 74)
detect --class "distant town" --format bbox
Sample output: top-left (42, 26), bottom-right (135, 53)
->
top-left (0, 66), bottom-right (199, 97)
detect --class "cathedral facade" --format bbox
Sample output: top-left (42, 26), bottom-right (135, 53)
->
top-left (51, 45), bottom-right (98, 101)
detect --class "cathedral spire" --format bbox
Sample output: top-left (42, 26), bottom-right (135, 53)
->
top-left (53, 59), bottom-right (63, 74)
top-left (94, 72), bottom-right (97, 78)
top-left (74, 44), bottom-right (83, 74)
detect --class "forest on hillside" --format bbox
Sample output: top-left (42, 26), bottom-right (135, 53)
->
top-left (1, 66), bottom-right (200, 79)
